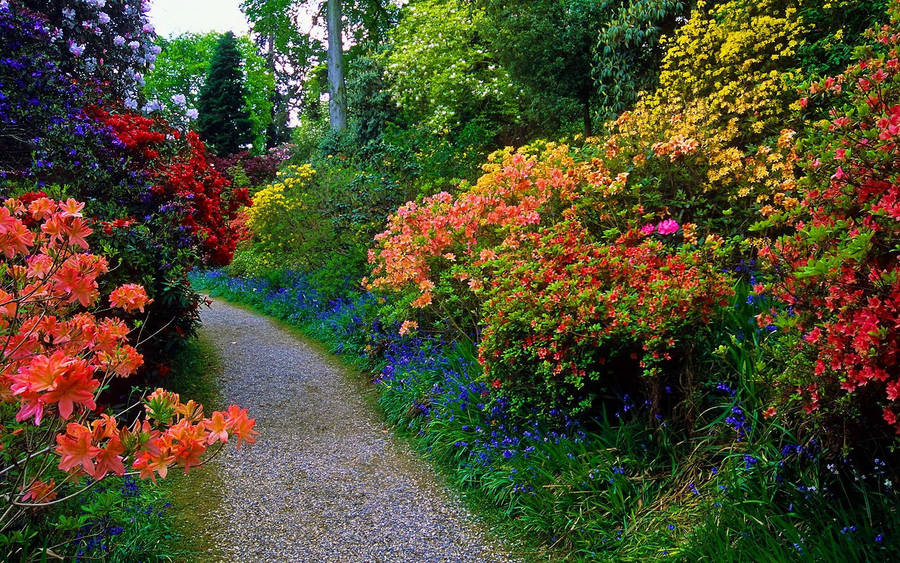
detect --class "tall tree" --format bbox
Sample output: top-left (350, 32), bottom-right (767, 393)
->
top-left (241, 0), bottom-right (321, 143)
top-left (144, 33), bottom-right (275, 153)
top-left (482, 0), bottom-right (608, 136)
top-left (241, 0), bottom-right (395, 135)
top-left (197, 32), bottom-right (254, 155)
top-left (326, 0), bottom-right (347, 131)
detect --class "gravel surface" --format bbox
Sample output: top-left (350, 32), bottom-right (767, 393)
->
top-left (198, 298), bottom-right (517, 562)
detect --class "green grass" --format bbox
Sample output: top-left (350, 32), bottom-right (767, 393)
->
top-left (157, 335), bottom-right (228, 563)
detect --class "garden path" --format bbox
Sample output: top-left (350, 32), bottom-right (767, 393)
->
top-left (196, 298), bottom-right (515, 561)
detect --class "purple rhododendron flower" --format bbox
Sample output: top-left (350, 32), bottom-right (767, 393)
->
top-left (142, 100), bottom-right (162, 113)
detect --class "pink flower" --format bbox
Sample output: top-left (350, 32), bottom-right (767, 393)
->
top-left (832, 166), bottom-right (846, 180)
top-left (640, 224), bottom-right (656, 236)
top-left (656, 219), bottom-right (679, 235)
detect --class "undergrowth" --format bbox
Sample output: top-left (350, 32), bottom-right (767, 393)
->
top-left (157, 335), bottom-right (228, 563)
top-left (192, 270), bottom-right (900, 561)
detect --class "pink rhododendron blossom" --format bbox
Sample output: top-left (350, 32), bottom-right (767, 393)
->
top-left (656, 219), bottom-right (679, 235)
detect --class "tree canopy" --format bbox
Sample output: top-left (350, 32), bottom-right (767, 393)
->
top-left (144, 32), bottom-right (274, 153)
top-left (197, 32), bottom-right (254, 155)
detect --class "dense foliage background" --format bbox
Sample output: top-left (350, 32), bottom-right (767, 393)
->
top-left (207, 0), bottom-right (900, 559)
top-left (4, 0), bottom-right (900, 559)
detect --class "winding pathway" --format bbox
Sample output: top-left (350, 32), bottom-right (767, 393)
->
top-left (197, 298), bottom-right (515, 561)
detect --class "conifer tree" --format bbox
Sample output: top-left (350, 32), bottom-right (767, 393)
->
top-left (197, 32), bottom-right (253, 154)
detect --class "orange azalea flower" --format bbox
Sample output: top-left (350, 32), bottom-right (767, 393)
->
top-left (204, 411), bottom-right (229, 445)
top-left (133, 450), bottom-right (174, 483)
top-left (62, 217), bottom-right (92, 250)
top-left (176, 399), bottom-right (204, 422)
top-left (91, 414), bottom-right (120, 441)
top-left (92, 436), bottom-right (126, 480)
top-left (10, 351), bottom-right (71, 395)
top-left (56, 423), bottom-right (101, 475)
top-left (0, 218), bottom-right (34, 258)
top-left (0, 206), bottom-right (18, 233)
top-left (21, 478), bottom-right (57, 503)
top-left (173, 439), bottom-right (206, 472)
top-left (224, 405), bottom-right (257, 449)
top-left (93, 318), bottom-right (130, 353)
top-left (398, 320), bottom-right (418, 336)
top-left (58, 199), bottom-right (85, 218)
top-left (410, 291), bottom-right (433, 308)
top-left (52, 265), bottom-right (98, 307)
top-left (95, 345), bottom-right (143, 378)
top-left (109, 284), bottom-right (150, 313)
top-left (41, 357), bottom-right (98, 419)
top-left (27, 198), bottom-right (55, 221)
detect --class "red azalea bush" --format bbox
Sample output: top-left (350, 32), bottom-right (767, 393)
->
top-left (0, 196), bottom-right (255, 531)
top-left (760, 7), bottom-right (900, 432)
top-left (89, 107), bottom-right (251, 266)
top-left (479, 222), bottom-right (733, 414)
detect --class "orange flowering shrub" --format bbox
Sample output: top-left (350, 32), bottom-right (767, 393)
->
top-left (368, 143), bottom-right (733, 414)
top-left (367, 144), bottom-right (587, 310)
top-left (0, 196), bottom-right (255, 530)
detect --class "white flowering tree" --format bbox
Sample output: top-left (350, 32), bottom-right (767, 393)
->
top-left (377, 0), bottom-right (521, 133)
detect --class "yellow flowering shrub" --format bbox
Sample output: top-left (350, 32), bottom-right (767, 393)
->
top-left (244, 164), bottom-right (320, 260)
top-left (591, 0), bottom-right (805, 237)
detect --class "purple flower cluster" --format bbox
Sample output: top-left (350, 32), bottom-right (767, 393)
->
top-left (0, 2), bottom-right (154, 184)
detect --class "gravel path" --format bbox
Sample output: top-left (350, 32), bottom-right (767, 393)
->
top-left (198, 298), bottom-right (516, 562)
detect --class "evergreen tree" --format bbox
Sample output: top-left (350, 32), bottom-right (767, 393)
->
top-left (197, 32), bottom-right (253, 155)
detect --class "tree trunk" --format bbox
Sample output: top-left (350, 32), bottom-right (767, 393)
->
top-left (265, 33), bottom-right (279, 148)
top-left (326, 0), bottom-right (347, 132)
top-left (583, 98), bottom-right (593, 138)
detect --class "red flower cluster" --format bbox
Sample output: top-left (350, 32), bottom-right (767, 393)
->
top-left (89, 107), bottom-right (251, 265)
top-left (479, 222), bottom-right (732, 412)
top-left (762, 11), bottom-right (900, 431)
top-left (91, 109), bottom-right (166, 159)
